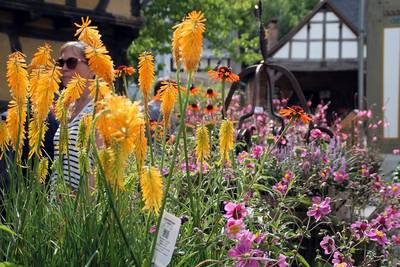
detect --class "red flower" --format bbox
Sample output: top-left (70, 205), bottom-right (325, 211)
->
top-left (279, 105), bottom-right (312, 124)
top-left (114, 65), bottom-right (135, 77)
top-left (208, 66), bottom-right (239, 83)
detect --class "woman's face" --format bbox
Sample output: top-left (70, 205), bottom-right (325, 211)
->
top-left (59, 46), bottom-right (93, 87)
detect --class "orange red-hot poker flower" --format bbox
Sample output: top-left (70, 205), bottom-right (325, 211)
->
top-left (204, 103), bottom-right (219, 114)
top-left (114, 65), bottom-right (135, 77)
top-left (279, 105), bottom-right (312, 124)
top-left (205, 88), bottom-right (218, 98)
top-left (74, 17), bottom-right (103, 47)
top-left (208, 66), bottom-right (239, 83)
top-left (138, 52), bottom-right (155, 107)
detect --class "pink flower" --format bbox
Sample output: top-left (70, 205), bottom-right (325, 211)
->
top-left (320, 235), bottom-right (336, 255)
top-left (224, 202), bottom-right (248, 221)
top-left (366, 229), bottom-right (389, 246)
top-left (251, 145), bottom-right (263, 159)
top-left (333, 170), bottom-right (349, 183)
top-left (393, 149), bottom-right (400, 155)
top-left (332, 252), bottom-right (353, 267)
top-left (307, 196), bottom-right (331, 221)
top-left (273, 181), bottom-right (287, 195)
top-left (282, 171), bottom-right (294, 184)
top-left (225, 219), bottom-right (246, 239)
top-left (388, 183), bottom-right (400, 197)
top-left (228, 233), bottom-right (266, 267)
top-left (277, 254), bottom-right (288, 267)
top-left (361, 164), bottom-right (369, 177)
top-left (149, 225), bottom-right (156, 233)
top-left (392, 235), bottom-right (400, 246)
top-left (310, 129), bottom-right (323, 139)
top-left (238, 151), bottom-right (249, 164)
top-left (254, 232), bottom-right (267, 245)
top-left (351, 221), bottom-right (368, 240)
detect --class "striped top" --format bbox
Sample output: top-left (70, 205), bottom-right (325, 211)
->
top-left (51, 101), bottom-right (93, 191)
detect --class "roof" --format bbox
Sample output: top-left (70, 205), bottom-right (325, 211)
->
top-left (268, 0), bottom-right (361, 58)
top-left (328, 0), bottom-right (361, 32)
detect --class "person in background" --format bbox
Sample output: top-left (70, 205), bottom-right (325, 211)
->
top-left (51, 41), bottom-right (97, 192)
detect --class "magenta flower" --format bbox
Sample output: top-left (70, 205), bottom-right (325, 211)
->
top-left (282, 171), bottom-right (294, 184)
top-left (332, 252), bottom-right (353, 267)
top-left (351, 221), bottom-right (368, 240)
top-left (307, 196), bottom-right (331, 221)
top-left (251, 145), bottom-right (263, 159)
top-left (254, 232), bottom-right (267, 245)
top-left (238, 151), bottom-right (249, 164)
top-left (333, 170), bottom-right (349, 183)
top-left (224, 202), bottom-right (248, 221)
top-left (388, 183), bottom-right (400, 197)
top-left (228, 233), bottom-right (265, 267)
top-left (149, 225), bottom-right (156, 233)
top-left (225, 219), bottom-right (246, 239)
top-left (273, 181), bottom-right (287, 195)
top-left (392, 235), bottom-right (400, 246)
top-left (366, 229), bottom-right (389, 246)
top-left (320, 235), bottom-right (336, 255)
top-left (277, 254), bottom-right (289, 267)
top-left (393, 148), bottom-right (400, 155)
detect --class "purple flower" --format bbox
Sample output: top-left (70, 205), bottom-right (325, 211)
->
top-left (332, 252), bottom-right (353, 267)
top-left (392, 235), bottom-right (400, 246)
top-left (307, 196), bottom-right (331, 221)
top-left (254, 232), bottom-right (267, 245)
top-left (282, 171), bottom-right (294, 184)
top-left (277, 254), bottom-right (288, 267)
top-left (273, 181), bottom-right (287, 195)
top-left (366, 229), bottom-right (389, 246)
top-left (228, 233), bottom-right (265, 267)
top-left (351, 221), bottom-right (368, 240)
top-left (333, 170), bottom-right (349, 183)
top-left (224, 202), bottom-right (248, 221)
top-left (320, 235), bottom-right (336, 255)
top-left (149, 225), bottom-right (156, 233)
top-left (225, 219), bottom-right (246, 239)
top-left (251, 145), bottom-right (263, 159)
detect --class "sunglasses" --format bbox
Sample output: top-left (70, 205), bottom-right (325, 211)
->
top-left (56, 57), bottom-right (87, 70)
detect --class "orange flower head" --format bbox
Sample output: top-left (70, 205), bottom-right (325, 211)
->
top-left (30, 43), bottom-right (53, 69)
top-left (188, 102), bottom-right (200, 111)
top-left (189, 84), bottom-right (200, 95)
top-left (7, 51), bottom-right (29, 104)
top-left (85, 45), bottom-right (114, 84)
top-left (114, 65), bottom-right (135, 77)
top-left (74, 17), bottom-right (103, 47)
top-left (172, 23), bottom-right (183, 68)
top-left (208, 66), bottom-right (239, 83)
top-left (279, 105), bottom-right (312, 124)
top-left (138, 52), bottom-right (155, 107)
top-left (205, 88), bottom-right (218, 98)
top-left (204, 103), bottom-right (219, 114)
top-left (159, 80), bottom-right (179, 128)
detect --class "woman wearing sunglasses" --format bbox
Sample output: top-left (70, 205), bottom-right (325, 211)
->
top-left (51, 41), bottom-right (97, 192)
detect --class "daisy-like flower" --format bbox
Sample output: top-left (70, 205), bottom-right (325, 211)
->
top-left (351, 220), bottom-right (369, 240)
top-left (114, 65), bottom-right (135, 77)
top-left (205, 88), bottom-right (218, 98)
top-left (30, 43), bottom-right (53, 69)
top-left (366, 229), bottom-right (389, 246)
top-left (333, 169), bottom-right (349, 183)
top-left (320, 235), bottom-right (336, 255)
top-left (189, 84), bottom-right (200, 95)
top-left (188, 102), bottom-right (200, 111)
top-left (140, 166), bottom-right (163, 214)
top-left (219, 119), bottom-right (234, 161)
top-left (204, 103), bottom-right (219, 114)
top-left (74, 16), bottom-right (103, 47)
top-left (307, 196), bottom-right (331, 221)
top-left (138, 51), bottom-right (155, 108)
top-left (85, 44), bottom-right (114, 85)
top-left (208, 66), bottom-right (240, 83)
top-left (195, 125), bottom-right (210, 163)
top-left (224, 202), bottom-right (248, 221)
top-left (277, 254), bottom-right (289, 267)
top-left (228, 233), bottom-right (266, 267)
top-left (279, 105), bottom-right (312, 124)
top-left (273, 181), bottom-right (288, 195)
top-left (225, 219), bottom-right (245, 239)
top-left (175, 11), bottom-right (206, 73)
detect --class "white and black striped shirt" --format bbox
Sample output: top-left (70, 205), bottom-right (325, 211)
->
top-left (51, 101), bottom-right (93, 190)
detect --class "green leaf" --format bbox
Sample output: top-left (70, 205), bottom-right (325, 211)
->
top-left (0, 262), bottom-right (23, 267)
top-left (0, 225), bottom-right (16, 236)
top-left (296, 254), bottom-right (311, 267)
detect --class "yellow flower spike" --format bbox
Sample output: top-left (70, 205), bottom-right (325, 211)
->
top-left (219, 119), bottom-right (234, 162)
top-left (6, 100), bottom-right (27, 158)
top-left (138, 51), bottom-right (155, 108)
top-left (85, 45), bottom-right (114, 85)
top-left (172, 23), bottom-right (183, 68)
top-left (38, 158), bottom-right (49, 184)
top-left (30, 44), bottom-right (53, 69)
top-left (178, 11), bottom-right (206, 73)
top-left (88, 78), bottom-right (111, 100)
top-left (59, 73), bottom-right (87, 109)
top-left (159, 80), bottom-right (179, 128)
top-left (133, 124), bottom-right (147, 170)
top-left (28, 117), bottom-right (47, 158)
top-left (140, 166), bottom-right (163, 214)
top-left (76, 114), bottom-right (92, 149)
top-left (74, 16), bottom-right (103, 47)
top-left (0, 121), bottom-right (9, 158)
top-left (6, 51), bottom-right (29, 105)
top-left (195, 124), bottom-right (210, 163)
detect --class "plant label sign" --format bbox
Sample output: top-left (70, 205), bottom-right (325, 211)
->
top-left (152, 211), bottom-right (181, 267)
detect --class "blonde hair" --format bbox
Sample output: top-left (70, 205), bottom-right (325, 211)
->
top-left (59, 41), bottom-right (87, 59)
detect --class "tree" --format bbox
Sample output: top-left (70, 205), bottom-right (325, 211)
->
top-left (128, 0), bottom-right (318, 68)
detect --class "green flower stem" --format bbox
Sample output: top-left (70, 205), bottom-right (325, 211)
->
top-left (122, 74), bottom-right (129, 97)
top-left (89, 116), bottom-right (139, 267)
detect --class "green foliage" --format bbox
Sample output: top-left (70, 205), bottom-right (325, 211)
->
top-left (128, 0), bottom-right (318, 67)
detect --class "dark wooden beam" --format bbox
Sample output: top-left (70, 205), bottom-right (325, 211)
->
top-left (66, 0), bottom-right (76, 7)
top-left (95, 0), bottom-right (109, 13)
top-left (8, 31), bottom-right (22, 52)
top-left (131, 0), bottom-right (140, 17)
